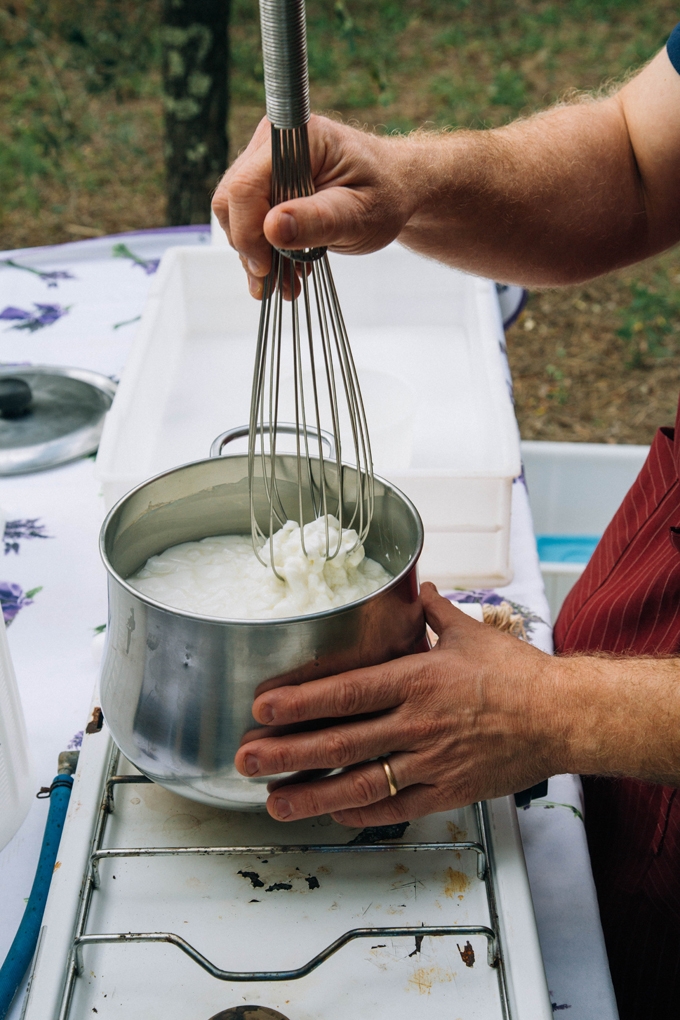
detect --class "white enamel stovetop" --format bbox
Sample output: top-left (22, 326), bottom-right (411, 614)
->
top-left (22, 711), bottom-right (552, 1020)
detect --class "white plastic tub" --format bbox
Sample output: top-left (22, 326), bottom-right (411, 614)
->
top-left (96, 243), bottom-right (521, 588)
top-left (522, 440), bottom-right (649, 618)
top-left (522, 440), bottom-right (649, 535)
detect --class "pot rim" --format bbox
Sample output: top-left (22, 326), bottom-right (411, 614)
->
top-left (99, 454), bottom-right (424, 627)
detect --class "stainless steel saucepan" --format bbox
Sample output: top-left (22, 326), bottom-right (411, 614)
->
top-left (99, 433), bottom-right (425, 810)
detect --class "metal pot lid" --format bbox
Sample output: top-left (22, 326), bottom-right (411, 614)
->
top-left (0, 365), bottom-right (117, 475)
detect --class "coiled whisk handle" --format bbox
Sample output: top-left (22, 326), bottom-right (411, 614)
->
top-left (259, 0), bottom-right (310, 130)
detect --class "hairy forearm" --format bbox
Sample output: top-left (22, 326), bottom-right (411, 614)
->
top-left (549, 654), bottom-right (680, 784)
top-left (393, 97), bottom-right (648, 287)
top-left (219, 49), bottom-right (680, 296)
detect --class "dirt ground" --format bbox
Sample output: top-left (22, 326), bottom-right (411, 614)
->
top-left (507, 251), bottom-right (680, 446)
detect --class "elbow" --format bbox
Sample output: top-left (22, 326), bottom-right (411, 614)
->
top-left (512, 227), bottom-right (652, 288)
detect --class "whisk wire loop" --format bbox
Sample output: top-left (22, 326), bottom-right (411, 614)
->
top-left (248, 120), bottom-right (374, 575)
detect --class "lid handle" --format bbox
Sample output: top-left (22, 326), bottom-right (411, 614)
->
top-left (0, 378), bottom-right (32, 420)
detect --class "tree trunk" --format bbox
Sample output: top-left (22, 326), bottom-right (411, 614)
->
top-left (161, 0), bottom-right (230, 225)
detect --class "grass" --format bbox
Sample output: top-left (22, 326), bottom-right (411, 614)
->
top-left (1, 0), bottom-right (679, 442)
top-left (0, 0), bottom-right (164, 244)
top-left (507, 251), bottom-right (680, 444)
top-left (617, 274), bottom-right (680, 368)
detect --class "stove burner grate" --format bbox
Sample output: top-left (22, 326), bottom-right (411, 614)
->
top-left (54, 746), bottom-right (514, 1020)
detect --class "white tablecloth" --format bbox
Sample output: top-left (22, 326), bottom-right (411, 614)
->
top-left (0, 228), bottom-right (617, 1019)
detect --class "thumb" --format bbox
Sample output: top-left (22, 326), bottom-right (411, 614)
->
top-left (263, 187), bottom-right (378, 255)
top-left (421, 581), bottom-right (480, 645)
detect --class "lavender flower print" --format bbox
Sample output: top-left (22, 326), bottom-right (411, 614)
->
top-left (0, 304), bottom-right (70, 332)
top-left (449, 589), bottom-right (506, 607)
top-left (0, 582), bottom-right (42, 625)
top-left (3, 518), bottom-right (51, 555)
top-left (513, 464), bottom-right (527, 488)
top-left (112, 243), bottom-right (159, 275)
top-left (448, 589), bottom-right (545, 639)
top-left (0, 259), bottom-right (75, 288)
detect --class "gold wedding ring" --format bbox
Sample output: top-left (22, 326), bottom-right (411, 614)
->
top-left (379, 756), bottom-right (398, 797)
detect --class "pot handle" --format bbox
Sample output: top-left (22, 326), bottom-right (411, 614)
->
top-left (210, 423), bottom-right (336, 459)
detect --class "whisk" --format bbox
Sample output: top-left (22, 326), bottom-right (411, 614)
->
top-left (250, 0), bottom-right (374, 579)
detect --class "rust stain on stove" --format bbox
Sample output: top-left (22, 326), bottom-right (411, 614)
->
top-left (407, 966), bottom-right (454, 994)
top-left (85, 706), bottom-right (103, 734)
top-left (444, 867), bottom-right (470, 897)
top-left (447, 821), bottom-right (467, 841)
top-left (458, 940), bottom-right (476, 967)
top-left (394, 863), bottom-right (409, 874)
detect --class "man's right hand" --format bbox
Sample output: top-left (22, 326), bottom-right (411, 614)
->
top-left (212, 115), bottom-right (414, 298)
top-left (213, 46), bottom-right (680, 296)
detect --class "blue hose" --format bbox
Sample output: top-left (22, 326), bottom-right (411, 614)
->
top-left (0, 774), bottom-right (74, 1020)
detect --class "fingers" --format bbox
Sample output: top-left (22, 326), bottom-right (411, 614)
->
top-left (330, 784), bottom-right (450, 828)
top-left (212, 117), bottom-right (273, 281)
top-left (267, 768), bottom-right (334, 792)
top-left (237, 248), bottom-right (307, 302)
top-left (212, 113), bottom-right (407, 300)
top-left (251, 658), bottom-right (413, 729)
top-left (235, 716), bottom-right (402, 779)
top-left (239, 716), bottom-right (337, 745)
top-left (421, 582), bottom-right (481, 644)
top-left (262, 186), bottom-right (374, 255)
top-left (263, 752), bottom-right (428, 822)
top-left (237, 254), bottom-right (266, 300)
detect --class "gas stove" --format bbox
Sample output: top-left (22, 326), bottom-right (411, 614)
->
top-left (22, 702), bottom-right (552, 1020)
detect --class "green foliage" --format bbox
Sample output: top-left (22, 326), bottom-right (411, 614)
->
top-left (545, 363), bottom-right (570, 405)
top-left (0, 20), bottom-right (77, 208)
top-left (0, 0), bottom-right (162, 221)
top-left (229, 0), bottom-right (677, 134)
top-left (51, 0), bottom-right (161, 98)
top-left (489, 66), bottom-right (527, 110)
top-left (2, 0), bottom-right (680, 241)
top-left (617, 274), bottom-right (680, 368)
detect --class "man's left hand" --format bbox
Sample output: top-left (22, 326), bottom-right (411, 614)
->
top-left (235, 583), bottom-right (567, 826)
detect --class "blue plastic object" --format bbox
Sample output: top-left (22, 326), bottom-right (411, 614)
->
top-left (536, 534), bottom-right (600, 564)
top-left (0, 774), bottom-right (73, 1020)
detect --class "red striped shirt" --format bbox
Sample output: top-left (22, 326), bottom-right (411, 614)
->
top-left (554, 397), bottom-right (680, 1019)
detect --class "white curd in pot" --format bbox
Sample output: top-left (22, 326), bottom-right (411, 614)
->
top-left (127, 515), bottom-right (392, 619)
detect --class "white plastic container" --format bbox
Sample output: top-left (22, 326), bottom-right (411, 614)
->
top-left (521, 440), bottom-right (649, 535)
top-left (97, 243), bottom-right (521, 588)
top-left (0, 611), bottom-right (33, 851)
top-left (522, 440), bottom-right (649, 618)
